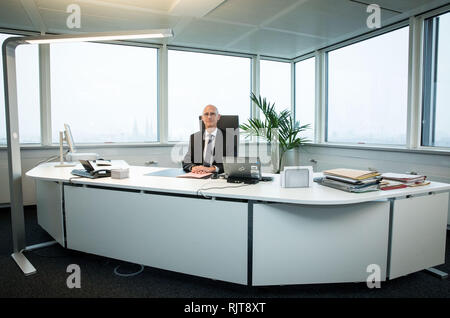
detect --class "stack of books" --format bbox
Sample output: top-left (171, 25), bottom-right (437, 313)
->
top-left (379, 173), bottom-right (429, 190)
top-left (315, 168), bottom-right (381, 193)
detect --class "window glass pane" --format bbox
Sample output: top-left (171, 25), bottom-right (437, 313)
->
top-left (434, 12), bottom-right (450, 147)
top-left (295, 57), bottom-right (315, 142)
top-left (327, 27), bottom-right (409, 145)
top-left (50, 42), bottom-right (158, 143)
top-left (168, 50), bottom-right (251, 141)
top-left (0, 33), bottom-right (40, 144)
top-left (260, 60), bottom-right (291, 113)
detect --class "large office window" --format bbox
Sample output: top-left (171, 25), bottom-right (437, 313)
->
top-left (0, 33), bottom-right (40, 144)
top-left (260, 59), bottom-right (291, 114)
top-left (327, 27), bottom-right (409, 145)
top-left (295, 57), bottom-right (315, 142)
top-left (168, 50), bottom-right (251, 141)
top-left (422, 11), bottom-right (450, 148)
top-left (50, 42), bottom-right (158, 143)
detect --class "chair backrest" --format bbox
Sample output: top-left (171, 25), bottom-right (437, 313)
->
top-left (198, 115), bottom-right (239, 132)
top-left (198, 115), bottom-right (239, 156)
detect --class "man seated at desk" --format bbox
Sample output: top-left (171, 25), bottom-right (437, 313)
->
top-left (182, 104), bottom-right (235, 174)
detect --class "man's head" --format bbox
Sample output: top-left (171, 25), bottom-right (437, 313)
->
top-left (202, 104), bottom-right (221, 130)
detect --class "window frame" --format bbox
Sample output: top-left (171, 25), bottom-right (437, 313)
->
top-left (48, 40), bottom-right (161, 144)
top-left (166, 46), bottom-right (254, 142)
top-left (421, 8), bottom-right (450, 149)
top-left (259, 57), bottom-right (293, 115)
top-left (293, 53), bottom-right (316, 142)
top-left (323, 21), bottom-right (410, 146)
top-left (0, 4), bottom-right (449, 155)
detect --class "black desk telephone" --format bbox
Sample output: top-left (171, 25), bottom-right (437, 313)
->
top-left (71, 160), bottom-right (111, 179)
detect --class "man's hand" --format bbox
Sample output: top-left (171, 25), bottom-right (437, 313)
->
top-left (191, 165), bottom-right (216, 174)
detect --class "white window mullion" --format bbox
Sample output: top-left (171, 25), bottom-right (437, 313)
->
top-left (158, 44), bottom-right (168, 144)
top-left (39, 43), bottom-right (51, 146)
top-left (315, 50), bottom-right (326, 144)
top-left (251, 54), bottom-right (260, 121)
top-left (406, 16), bottom-right (424, 149)
top-left (291, 61), bottom-right (295, 118)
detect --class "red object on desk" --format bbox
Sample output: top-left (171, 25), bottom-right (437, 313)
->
top-left (380, 183), bottom-right (408, 191)
top-left (177, 172), bottom-right (212, 179)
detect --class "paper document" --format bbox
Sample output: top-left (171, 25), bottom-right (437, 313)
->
top-left (381, 173), bottom-right (426, 182)
top-left (323, 168), bottom-right (380, 180)
top-left (379, 180), bottom-right (408, 191)
top-left (314, 177), bottom-right (379, 193)
top-left (177, 172), bottom-right (212, 179)
top-left (95, 160), bottom-right (112, 166)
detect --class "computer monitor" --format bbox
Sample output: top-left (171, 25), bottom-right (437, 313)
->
top-left (64, 123), bottom-right (76, 153)
top-left (56, 124), bottom-right (98, 166)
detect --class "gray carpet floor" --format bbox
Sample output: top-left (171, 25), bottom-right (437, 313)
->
top-left (1, 206), bottom-right (449, 298)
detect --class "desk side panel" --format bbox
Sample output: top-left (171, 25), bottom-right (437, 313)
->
top-left (252, 201), bottom-right (390, 286)
top-left (389, 192), bottom-right (449, 279)
top-left (36, 180), bottom-right (64, 246)
top-left (64, 186), bottom-right (248, 285)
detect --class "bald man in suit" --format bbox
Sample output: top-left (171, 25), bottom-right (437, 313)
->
top-left (182, 105), bottom-right (235, 174)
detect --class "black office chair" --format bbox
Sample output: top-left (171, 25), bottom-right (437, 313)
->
top-left (198, 115), bottom-right (239, 157)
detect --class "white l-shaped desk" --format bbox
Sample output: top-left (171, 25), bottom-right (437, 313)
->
top-left (26, 163), bottom-right (450, 286)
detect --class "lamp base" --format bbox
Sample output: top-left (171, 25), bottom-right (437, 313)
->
top-left (11, 252), bottom-right (36, 276)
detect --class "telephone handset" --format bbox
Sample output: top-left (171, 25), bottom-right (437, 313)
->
top-left (90, 169), bottom-right (111, 178)
top-left (79, 160), bottom-right (111, 178)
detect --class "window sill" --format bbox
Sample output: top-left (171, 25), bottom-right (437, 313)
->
top-left (304, 142), bottom-right (450, 155)
top-left (0, 142), bottom-right (175, 151)
top-left (0, 140), bottom-right (265, 150)
top-left (1, 141), bottom-right (448, 155)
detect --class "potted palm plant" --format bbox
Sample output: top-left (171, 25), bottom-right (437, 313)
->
top-left (240, 93), bottom-right (311, 173)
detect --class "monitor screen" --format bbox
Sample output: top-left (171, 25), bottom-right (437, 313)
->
top-left (64, 123), bottom-right (76, 153)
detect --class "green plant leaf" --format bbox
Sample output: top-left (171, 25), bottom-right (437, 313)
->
top-left (245, 93), bottom-right (312, 170)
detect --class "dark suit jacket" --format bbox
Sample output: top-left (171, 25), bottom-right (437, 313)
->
top-left (182, 128), bottom-right (237, 174)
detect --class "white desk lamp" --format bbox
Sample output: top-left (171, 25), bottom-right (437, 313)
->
top-left (3, 29), bottom-right (173, 275)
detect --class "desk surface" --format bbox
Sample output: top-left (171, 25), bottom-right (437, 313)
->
top-left (26, 163), bottom-right (450, 205)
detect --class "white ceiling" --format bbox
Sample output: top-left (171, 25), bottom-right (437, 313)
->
top-left (0, 0), bottom-right (449, 58)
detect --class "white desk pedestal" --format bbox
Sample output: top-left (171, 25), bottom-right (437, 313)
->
top-left (36, 180), bottom-right (64, 246)
top-left (252, 201), bottom-right (390, 285)
top-left (389, 193), bottom-right (449, 279)
top-left (64, 185), bottom-right (248, 285)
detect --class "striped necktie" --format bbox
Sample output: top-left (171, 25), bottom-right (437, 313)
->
top-left (203, 134), bottom-right (214, 167)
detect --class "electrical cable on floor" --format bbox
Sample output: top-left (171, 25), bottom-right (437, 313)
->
top-left (113, 264), bottom-right (145, 277)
